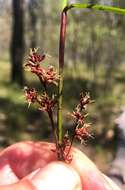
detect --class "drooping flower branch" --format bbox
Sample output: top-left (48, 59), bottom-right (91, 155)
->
top-left (71, 93), bottom-right (94, 142)
top-left (65, 93), bottom-right (93, 160)
top-left (24, 49), bottom-right (59, 149)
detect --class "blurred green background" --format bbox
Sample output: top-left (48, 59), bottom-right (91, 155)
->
top-left (1, 0), bottom-right (125, 171)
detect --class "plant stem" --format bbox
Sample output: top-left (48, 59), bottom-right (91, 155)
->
top-left (58, 9), bottom-right (68, 147)
top-left (66, 104), bottom-right (82, 159)
top-left (56, 3), bottom-right (125, 161)
top-left (68, 3), bottom-right (125, 15)
top-left (48, 111), bottom-right (58, 149)
top-left (66, 123), bottom-right (79, 160)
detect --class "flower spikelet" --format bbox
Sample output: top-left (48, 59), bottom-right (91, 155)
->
top-left (24, 49), bottom-right (58, 86)
top-left (75, 124), bottom-right (92, 143)
top-left (24, 87), bottom-right (37, 106)
top-left (29, 48), bottom-right (45, 64)
top-left (69, 92), bottom-right (93, 144)
top-left (79, 92), bottom-right (93, 110)
top-left (39, 93), bottom-right (57, 113)
top-left (71, 111), bottom-right (86, 125)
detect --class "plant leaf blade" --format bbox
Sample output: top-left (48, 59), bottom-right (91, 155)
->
top-left (70, 3), bottom-right (125, 15)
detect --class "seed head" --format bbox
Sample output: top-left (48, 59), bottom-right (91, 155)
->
top-left (24, 87), bottom-right (37, 106)
top-left (39, 93), bottom-right (57, 113)
top-left (70, 111), bottom-right (86, 125)
top-left (75, 124), bottom-right (92, 143)
top-left (79, 92), bottom-right (93, 110)
top-left (29, 48), bottom-right (45, 64)
top-left (24, 49), bottom-right (58, 86)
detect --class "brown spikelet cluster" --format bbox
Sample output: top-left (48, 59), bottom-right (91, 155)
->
top-left (24, 48), bottom-right (59, 86)
top-left (24, 87), bottom-right (57, 113)
top-left (70, 93), bottom-right (94, 144)
top-left (24, 48), bottom-right (58, 112)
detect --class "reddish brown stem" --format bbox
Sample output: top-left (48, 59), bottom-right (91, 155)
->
top-left (66, 106), bottom-right (82, 159)
top-left (59, 10), bottom-right (68, 69)
top-left (48, 111), bottom-right (58, 148)
top-left (58, 9), bottom-right (68, 157)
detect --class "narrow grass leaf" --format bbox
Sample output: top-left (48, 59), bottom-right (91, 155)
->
top-left (70, 4), bottom-right (125, 15)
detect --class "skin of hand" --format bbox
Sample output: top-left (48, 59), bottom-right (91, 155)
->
top-left (0, 141), bottom-right (121, 190)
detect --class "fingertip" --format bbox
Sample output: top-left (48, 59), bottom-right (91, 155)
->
top-left (102, 174), bottom-right (121, 190)
top-left (31, 162), bottom-right (82, 190)
top-left (71, 148), bottom-right (121, 190)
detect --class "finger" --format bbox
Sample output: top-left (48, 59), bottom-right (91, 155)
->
top-left (0, 179), bottom-right (36, 190)
top-left (102, 174), bottom-right (121, 190)
top-left (0, 141), bottom-right (56, 179)
top-left (0, 163), bottom-right (82, 190)
top-left (71, 148), bottom-right (120, 190)
top-left (0, 141), bottom-right (121, 190)
top-left (31, 162), bottom-right (82, 190)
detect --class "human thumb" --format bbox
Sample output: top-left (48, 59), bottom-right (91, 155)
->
top-left (31, 162), bottom-right (82, 190)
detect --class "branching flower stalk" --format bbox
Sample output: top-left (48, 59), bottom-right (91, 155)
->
top-left (24, 49), bottom-right (59, 150)
top-left (65, 93), bottom-right (93, 160)
top-left (24, 3), bottom-right (125, 162)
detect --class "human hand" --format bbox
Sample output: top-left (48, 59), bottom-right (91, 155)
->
top-left (0, 141), bottom-right (120, 190)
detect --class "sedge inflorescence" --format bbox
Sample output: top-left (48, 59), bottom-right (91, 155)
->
top-left (25, 48), bottom-right (58, 86)
top-left (70, 93), bottom-right (94, 144)
top-left (24, 48), bottom-right (93, 162)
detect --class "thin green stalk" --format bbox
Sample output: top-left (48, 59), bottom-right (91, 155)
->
top-left (58, 9), bottom-right (68, 146)
top-left (68, 3), bottom-right (125, 15)
top-left (58, 70), bottom-right (63, 144)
